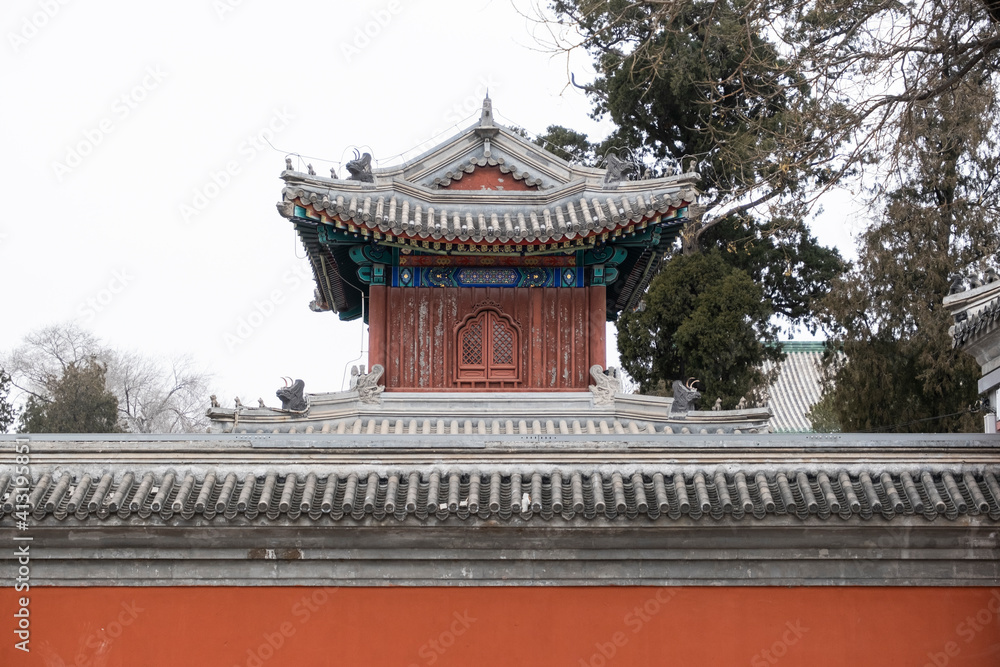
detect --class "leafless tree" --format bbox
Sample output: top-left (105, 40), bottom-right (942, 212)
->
top-left (4, 323), bottom-right (214, 433)
top-left (104, 350), bottom-right (212, 433)
top-left (5, 323), bottom-right (101, 400)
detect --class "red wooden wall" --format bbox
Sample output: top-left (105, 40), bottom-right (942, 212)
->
top-left (369, 286), bottom-right (606, 391)
top-left (4, 586), bottom-right (999, 667)
top-left (439, 164), bottom-right (538, 191)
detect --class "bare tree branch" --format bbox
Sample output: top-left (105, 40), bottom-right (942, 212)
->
top-left (3, 323), bottom-right (214, 433)
top-left (531, 0), bottom-right (1000, 230)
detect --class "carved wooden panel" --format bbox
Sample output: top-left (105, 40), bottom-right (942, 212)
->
top-left (455, 307), bottom-right (521, 387)
top-left (368, 287), bottom-right (605, 391)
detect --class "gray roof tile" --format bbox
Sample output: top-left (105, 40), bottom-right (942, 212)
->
top-left (280, 180), bottom-right (695, 245)
top-left (5, 466), bottom-right (998, 525)
top-left (765, 342), bottom-right (828, 432)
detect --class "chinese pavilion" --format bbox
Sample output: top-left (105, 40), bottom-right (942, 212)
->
top-left (204, 95), bottom-right (773, 435)
top-left (1, 101), bottom-right (998, 667)
top-left (281, 96), bottom-right (691, 392)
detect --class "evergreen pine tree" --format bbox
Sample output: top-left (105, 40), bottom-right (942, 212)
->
top-left (539, 0), bottom-right (844, 403)
top-left (821, 73), bottom-right (1000, 432)
top-left (0, 369), bottom-right (16, 433)
top-left (18, 358), bottom-right (123, 433)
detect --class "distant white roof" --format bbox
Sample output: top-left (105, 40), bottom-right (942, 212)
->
top-left (765, 341), bottom-right (827, 433)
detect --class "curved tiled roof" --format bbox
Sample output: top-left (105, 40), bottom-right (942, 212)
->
top-left (279, 178), bottom-right (694, 246)
top-left (952, 293), bottom-right (1000, 348)
top-left (279, 99), bottom-right (698, 247)
top-left (6, 463), bottom-right (999, 525)
top-left (222, 417), bottom-right (766, 436)
top-left (206, 390), bottom-right (773, 435)
top-left (765, 342), bottom-right (827, 433)
top-left (944, 274), bottom-right (1000, 349)
top-left (278, 100), bottom-right (699, 321)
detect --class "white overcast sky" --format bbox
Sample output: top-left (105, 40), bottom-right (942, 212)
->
top-left (1, 0), bottom-right (859, 407)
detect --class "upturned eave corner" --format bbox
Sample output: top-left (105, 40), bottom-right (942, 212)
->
top-left (944, 273), bottom-right (1000, 374)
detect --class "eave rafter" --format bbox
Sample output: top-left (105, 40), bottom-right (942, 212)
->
top-left (278, 183), bottom-right (691, 248)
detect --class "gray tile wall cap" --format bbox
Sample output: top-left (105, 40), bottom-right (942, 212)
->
top-left (3, 434), bottom-right (998, 526)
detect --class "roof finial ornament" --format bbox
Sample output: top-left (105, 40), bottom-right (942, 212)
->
top-left (475, 93), bottom-right (500, 154)
top-left (603, 152), bottom-right (639, 184)
top-left (355, 365), bottom-right (385, 404)
top-left (480, 92), bottom-right (495, 128)
top-left (670, 378), bottom-right (702, 415)
top-left (589, 365), bottom-right (622, 405)
top-left (276, 378), bottom-right (308, 412)
top-left (346, 149), bottom-right (374, 183)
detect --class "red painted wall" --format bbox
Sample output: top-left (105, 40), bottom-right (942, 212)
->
top-left (369, 286), bottom-right (604, 391)
top-left (3, 587), bottom-right (999, 666)
top-left (439, 164), bottom-right (537, 191)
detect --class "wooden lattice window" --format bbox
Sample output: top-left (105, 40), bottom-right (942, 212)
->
top-left (455, 307), bottom-right (521, 385)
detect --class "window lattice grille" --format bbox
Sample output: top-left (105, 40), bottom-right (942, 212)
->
top-left (492, 320), bottom-right (514, 365)
top-left (462, 320), bottom-right (484, 366)
top-left (456, 308), bottom-right (520, 384)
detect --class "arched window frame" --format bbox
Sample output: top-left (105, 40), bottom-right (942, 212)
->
top-left (454, 306), bottom-right (522, 387)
